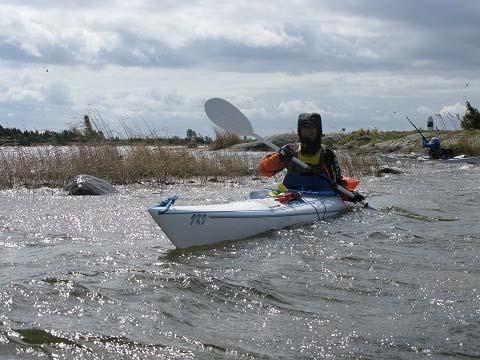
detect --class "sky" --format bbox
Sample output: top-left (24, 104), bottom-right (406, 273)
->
top-left (0, 0), bottom-right (479, 137)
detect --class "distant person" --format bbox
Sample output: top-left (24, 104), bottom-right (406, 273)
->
top-left (258, 113), bottom-right (364, 202)
top-left (422, 137), bottom-right (440, 158)
top-left (422, 137), bottom-right (452, 159)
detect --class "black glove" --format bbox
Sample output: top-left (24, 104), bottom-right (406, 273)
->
top-left (278, 144), bottom-right (295, 162)
top-left (349, 191), bottom-right (365, 203)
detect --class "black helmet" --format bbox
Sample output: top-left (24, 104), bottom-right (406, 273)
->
top-left (297, 113), bottom-right (322, 154)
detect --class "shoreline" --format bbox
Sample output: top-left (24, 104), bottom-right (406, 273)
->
top-left (229, 129), bottom-right (480, 156)
top-left (1, 129), bottom-right (479, 155)
top-left (1, 130), bottom-right (478, 190)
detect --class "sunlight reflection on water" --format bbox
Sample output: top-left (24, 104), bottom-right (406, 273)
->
top-left (0, 161), bottom-right (479, 358)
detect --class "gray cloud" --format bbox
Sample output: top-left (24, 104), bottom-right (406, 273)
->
top-left (319, 0), bottom-right (480, 72)
top-left (0, 1), bottom-right (478, 135)
top-left (2, 1), bottom-right (478, 75)
top-left (45, 82), bottom-right (73, 106)
top-left (321, 0), bottom-right (480, 28)
top-left (0, 37), bottom-right (76, 65)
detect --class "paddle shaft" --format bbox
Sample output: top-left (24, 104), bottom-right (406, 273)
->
top-left (406, 116), bottom-right (427, 141)
top-left (254, 133), bottom-right (309, 170)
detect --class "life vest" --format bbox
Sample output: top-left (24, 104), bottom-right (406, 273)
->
top-left (288, 143), bottom-right (322, 175)
top-left (280, 144), bottom-right (334, 192)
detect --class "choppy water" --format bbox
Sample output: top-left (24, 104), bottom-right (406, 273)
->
top-left (1, 161), bottom-right (479, 359)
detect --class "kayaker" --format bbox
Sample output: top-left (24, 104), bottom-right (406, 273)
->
top-left (258, 113), bottom-right (364, 202)
top-left (422, 137), bottom-right (452, 159)
top-left (422, 137), bottom-right (441, 158)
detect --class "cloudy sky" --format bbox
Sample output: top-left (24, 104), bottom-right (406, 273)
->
top-left (1, 0), bottom-right (479, 137)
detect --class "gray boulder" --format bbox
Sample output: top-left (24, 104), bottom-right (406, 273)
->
top-left (64, 174), bottom-right (117, 195)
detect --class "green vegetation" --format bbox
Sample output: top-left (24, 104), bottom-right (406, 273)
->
top-left (185, 128), bottom-right (212, 146)
top-left (462, 101), bottom-right (480, 130)
top-left (0, 115), bottom-right (212, 147)
top-left (0, 115), bottom-right (108, 145)
top-left (323, 129), bottom-right (414, 149)
top-left (0, 126), bottom-right (80, 146)
top-left (321, 128), bottom-right (480, 156)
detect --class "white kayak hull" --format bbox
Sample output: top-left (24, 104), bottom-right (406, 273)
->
top-left (378, 153), bottom-right (480, 165)
top-left (149, 190), bottom-right (349, 249)
top-left (446, 155), bottom-right (480, 164)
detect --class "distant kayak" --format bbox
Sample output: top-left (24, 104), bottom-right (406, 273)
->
top-left (378, 153), bottom-right (480, 165)
top-left (445, 155), bottom-right (480, 164)
top-left (149, 189), bottom-right (351, 249)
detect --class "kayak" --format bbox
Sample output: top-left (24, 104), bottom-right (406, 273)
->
top-left (445, 155), bottom-right (480, 165)
top-left (148, 189), bottom-right (350, 249)
top-left (378, 153), bottom-right (480, 165)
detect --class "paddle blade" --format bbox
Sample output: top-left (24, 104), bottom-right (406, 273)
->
top-left (204, 98), bottom-right (254, 137)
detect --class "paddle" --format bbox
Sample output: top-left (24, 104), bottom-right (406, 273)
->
top-left (406, 116), bottom-right (428, 142)
top-left (204, 97), bottom-right (375, 210)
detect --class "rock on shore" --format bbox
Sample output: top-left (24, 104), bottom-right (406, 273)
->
top-left (64, 174), bottom-right (117, 196)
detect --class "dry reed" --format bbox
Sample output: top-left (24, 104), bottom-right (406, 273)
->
top-left (337, 152), bottom-right (381, 178)
top-left (0, 145), bottom-right (253, 189)
top-left (209, 128), bottom-right (241, 150)
top-left (0, 143), bottom-right (385, 190)
top-left (447, 131), bottom-right (480, 156)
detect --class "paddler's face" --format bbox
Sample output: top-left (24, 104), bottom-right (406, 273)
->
top-left (300, 123), bottom-right (317, 141)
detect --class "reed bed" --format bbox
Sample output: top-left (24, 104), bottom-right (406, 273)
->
top-left (209, 128), bottom-right (241, 150)
top-left (0, 144), bottom-right (384, 190)
top-left (337, 152), bottom-right (381, 178)
top-left (447, 130), bottom-right (480, 156)
top-left (0, 145), bottom-right (253, 189)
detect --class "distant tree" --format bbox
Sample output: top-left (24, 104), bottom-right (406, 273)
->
top-left (186, 128), bottom-right (198, 142)
top-left (462, 101), bottom-right (480, 130)
top-left (169, 135), bottom-right (182, 145)
top-left (17, 135), bottom-right (30, 146)
top-left (82, 115), bottom-right (105, 141)
top-left (84, 115), bottom-right (95, 137)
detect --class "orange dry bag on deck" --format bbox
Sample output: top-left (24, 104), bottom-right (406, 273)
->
top-left (342, 177), bottom-right (360, 191)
